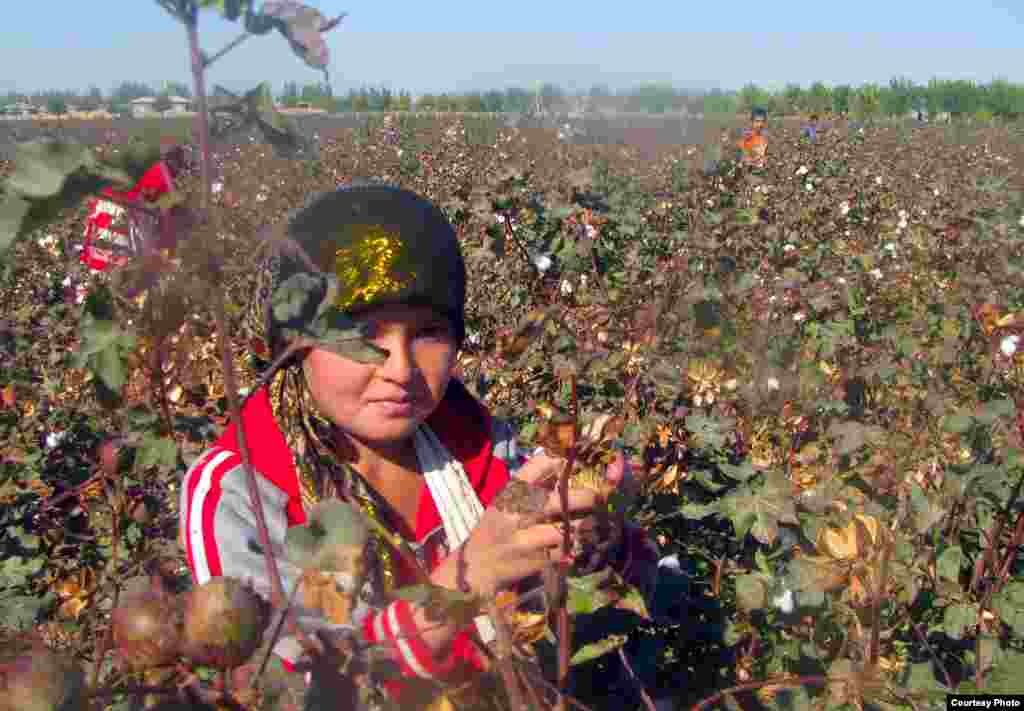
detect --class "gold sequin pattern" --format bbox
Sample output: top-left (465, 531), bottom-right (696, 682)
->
top-left (332, 225), bottom-right (417, 311)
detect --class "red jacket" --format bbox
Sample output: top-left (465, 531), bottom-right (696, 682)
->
top-left (81, 161), bottom-right (175, 271)
top-left (179, 378), bottom-right (659, 701)
top-left (179, 379), bottom-right (513, 699)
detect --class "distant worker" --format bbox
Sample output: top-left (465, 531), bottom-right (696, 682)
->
top-left (738, 106), bottom-right (768, 169)
top-left (79, 140), bottom-right (188, 272)
top-left (801, 113), bottom-right (820, 141)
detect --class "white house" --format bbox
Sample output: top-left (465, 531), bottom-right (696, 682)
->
top-left (130, 95), bottom-right (192, 118)
top-left (0, 102), bottom-right (41, 120)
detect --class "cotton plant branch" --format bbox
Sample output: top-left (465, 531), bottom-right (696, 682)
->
top-left (184, 7), bottom-right (321, 661)
top-left (553, 373), bottom-right (580, 711)
top-left (690, 675), bottom-right (829, 711)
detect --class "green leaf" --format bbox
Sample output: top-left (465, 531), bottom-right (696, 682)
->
top-left (199, 0), bottom-right (249, 21)
top-left (993, 582), bottom-right (1024, 636)
top-left (135, 436), bottom-right (178, 473)
top-left (6, 139), bottom-right (95, 198)
top-left (0, 138), bottom-right (158, 257)
top-left (272, 272), bottom-right (323, 323)
top-left (392, 584), bottom-right (482, 628)
top-left (94, 344), bottom-right (126, 392)
top-left (0, 194), bottom-right (31, 255)
top-left (569, 633), bottom-right (629, 666)
top-left (566, 569), bottom-right (619, 615)
top-left (679, 501), bottom-right (720, 520)
top-left (0, 592), bottom-right (55, 630)
top-left (210, 83), bottom-right (317, 160)
top-left (942, 602), bottom-right (978, 639)
top-left (285, 500), bottom-right (371, 572)
top-left (943, 412), bottom-right (974, 434)
top-left (936, 545), bottom-right (963, 583)
top-left (735, 574), bottom-right (768, 612)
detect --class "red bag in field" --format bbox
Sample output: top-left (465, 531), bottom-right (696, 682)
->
top-left (80, 161), bottom-right (175, 272)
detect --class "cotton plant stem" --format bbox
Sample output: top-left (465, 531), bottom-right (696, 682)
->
top-left (88, 483), bottom-right (122, 710)
top-left (186, 9), bottom-right (317, 659)
top-left (203, 30), bottom-right (252, 68)
top-left (555, 374), bottom-right (580, 711)
top-left (488, 599), bottom-right (530, 711)
top-left (689, 675), bottom-right (829, 711)
top-left (867, 544), bottom-right (891, 670)
top-left (617, 647), bottom-right (657, 711)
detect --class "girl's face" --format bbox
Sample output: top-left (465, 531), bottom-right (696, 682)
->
top-left (301, 303), bottom-right (458, 451)
top-left (752, 117), bottom-right (766, 132)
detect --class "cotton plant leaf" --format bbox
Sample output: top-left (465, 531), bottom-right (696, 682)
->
top-left (735, 573), bottom-right (769, 612)
top-left (272, 273), bottom-right (388, 364)
top-left (198, 0), bottom-right (252, 21)
top-left (0, 137), bottom-right (161, 258)
top-left (392, 584), bottom-right (483, 628)
top-left (210, 83), bottom-right (317, 159)
top-left (285, 500), bottom-right (371, 572)
top-left (260, 1), bottom-right (346, 74)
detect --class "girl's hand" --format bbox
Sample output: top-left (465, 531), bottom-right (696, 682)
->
top-left (430, 450), bottom-right (637, 597)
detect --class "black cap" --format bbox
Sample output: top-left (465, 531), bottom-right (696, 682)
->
top-left (268, 184), bottom-right (467, 357)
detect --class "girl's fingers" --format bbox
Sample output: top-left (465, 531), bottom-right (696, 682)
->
top-left (541, 487), bottom-right (601, 516)
top-left (513, 451), bottom-right (566, 486)
top-left (514, 521), bottom-right (567, 550)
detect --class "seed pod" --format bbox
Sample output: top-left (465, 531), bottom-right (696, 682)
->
top-left (0, 636), bottom-right (87, 711)
top-left (111, 590), bottom-right (183, 671)
top-left (181, 577), bottom-right (269, 670)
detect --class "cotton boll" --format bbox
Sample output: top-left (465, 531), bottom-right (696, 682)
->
top-left (772, 588), bottom-right (795, 614)
top-left (1001, 335), bottom-right (1020, 357)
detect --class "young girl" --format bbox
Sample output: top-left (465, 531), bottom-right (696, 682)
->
top-left (178, 184), bottom-right (660, 709)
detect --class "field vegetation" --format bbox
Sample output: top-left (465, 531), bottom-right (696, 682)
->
top-left (2, 3), bottom-right (1024, 711)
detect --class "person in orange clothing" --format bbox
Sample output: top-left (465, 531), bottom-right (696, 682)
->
top-left (738, 106), bottom-right (769, 169)
top-left (79, 141), bottom-right (188, 271)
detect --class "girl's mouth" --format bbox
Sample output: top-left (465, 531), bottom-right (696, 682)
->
top-left (371, 399), bottom-right (415, 417)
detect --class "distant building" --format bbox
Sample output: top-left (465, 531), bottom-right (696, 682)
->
top-left (0, 101), bottom-right (41, 119)
top-left (130, 95), bottom-right (192, 117)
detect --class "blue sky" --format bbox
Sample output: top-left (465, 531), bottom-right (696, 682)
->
top-left (2, 1), bottom-right (1022, 96)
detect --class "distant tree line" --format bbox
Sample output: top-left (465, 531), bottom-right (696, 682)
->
top-left (5, 77), bottom-right (1023, 121)
top-left (728, 77), bottom-right (1024, 121)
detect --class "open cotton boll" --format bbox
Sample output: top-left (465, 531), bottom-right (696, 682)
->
top-left (772, 588), bottom-right (795, 614)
